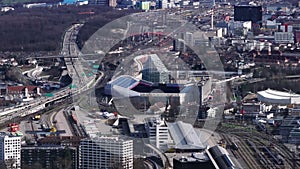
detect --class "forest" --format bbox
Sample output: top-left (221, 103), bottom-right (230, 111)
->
top-left (0, 5), bottom-right (137, 52)
top-left (76, 8), bottom-right (138, 49)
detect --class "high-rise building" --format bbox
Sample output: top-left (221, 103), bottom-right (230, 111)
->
top-left (0, 133), bottom-right (21, 169)
top-left (145, 117), bottom-right (170, 151)
top-left (79, 136), bottom-right (133, 169)
top-left (141, 54), bottom-right (169, 84)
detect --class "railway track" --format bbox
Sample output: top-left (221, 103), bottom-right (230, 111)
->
top-left (249, 135), bottom-right (299, 169)
top-left (239, 135), bottom-right (275, 169)
top-left (144, 159), bottom-right (155, 169)
top-left (247, 140), bottom-right (268, 167)
top-left (63, 109), bottom-right (87, 137)
top-left (236, 137), bottom-right (263, 169)
top-left (221, 133), bottom-right (261, 169)
top-left (218, 124), bottom-right (299, 169)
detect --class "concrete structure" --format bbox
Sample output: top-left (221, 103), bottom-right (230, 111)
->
top-left (257, 89), bottom-right (300, 105)
top-left (21, 146), bottom-right (77, 169)
top-left (79, 136), bottom-right (133, 169)
top-left (0, 133), bottom-right (21, 169)
top-left (145, 117), bottom-right (171, 151)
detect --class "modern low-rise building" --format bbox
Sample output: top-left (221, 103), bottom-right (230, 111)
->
top-left (257, 89), bottom-right (300, 105)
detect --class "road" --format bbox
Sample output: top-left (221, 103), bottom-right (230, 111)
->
top-left (0, 24), bottom-right (102, 124)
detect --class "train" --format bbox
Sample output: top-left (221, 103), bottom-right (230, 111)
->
top-left (231, 142), bottom-right (239, 150)
top-left (262, 146), bottom-right (284, 165)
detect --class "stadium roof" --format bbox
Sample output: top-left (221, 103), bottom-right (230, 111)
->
top-left (104, 75), bottom-right (145, 96)
top-left (167, 121), bottom-right (206, 150)
top-left (104, 75), bottom-right (184, 96)
top-left (108, 75), bottom-right (141, 89)
top-left (257, 89), bottom-right (300, 104)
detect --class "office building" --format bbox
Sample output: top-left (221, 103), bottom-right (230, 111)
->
top-left (141, 54), bottom-right (169, 84)
top-left (79, 136), bottom-right (133, 169)
top-left (145, 117), bottom-right (171, 151)
top-left (21, 146), bottom-right (77, 169)
top-left (0, 133), bottom-right (21, 169)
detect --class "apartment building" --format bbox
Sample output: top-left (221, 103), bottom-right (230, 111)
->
top-left (0, 133), bottom-right (21, 169)
top-left (79, 136), bottom-right (133, 169)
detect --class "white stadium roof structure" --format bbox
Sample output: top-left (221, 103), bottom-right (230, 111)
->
top-left (104, 75), bottom-right (144, 97)
top-left (257, 89), bottom-right (300, 105)
top-left (105, 75), bottom-right (184, 97)
top-left (167, 121), bottom-right (206, 150)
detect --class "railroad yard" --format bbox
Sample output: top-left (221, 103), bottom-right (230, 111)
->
top-left (217, 122), bottom-right (300, 169)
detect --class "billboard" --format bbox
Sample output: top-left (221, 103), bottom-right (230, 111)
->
top-left (234, 6), bottom-right (262, 23)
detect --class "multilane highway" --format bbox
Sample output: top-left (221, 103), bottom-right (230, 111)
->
top-left (0, 24), bottom-right (101, 123)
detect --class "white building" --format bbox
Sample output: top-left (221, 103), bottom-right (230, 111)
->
top-left (257, 89), bottom-right (300, 105)
top-left (145, 117), bottom-right (171, 151)
top-left (274, 32), bottom-right (294, 44)
top-left (0, 133), bottom-right (21, 169)
top-left (79, 136), bottom-right (133, 169)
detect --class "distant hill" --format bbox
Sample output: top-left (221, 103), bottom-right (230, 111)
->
top-left (0, 6), bottom-right (137, 53)
top-left (76, 8), bottom-right (139, 50)
top-left (0, 0), bottom-right (61, 5)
